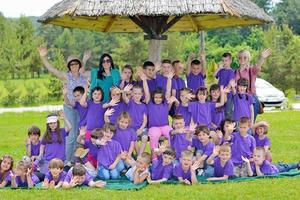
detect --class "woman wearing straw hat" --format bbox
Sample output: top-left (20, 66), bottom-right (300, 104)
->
top-left (38, 46), bottom-right (90, 167)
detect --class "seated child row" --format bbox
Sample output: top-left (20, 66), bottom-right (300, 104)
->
top-left (1, 115), bottom-right (299, 188)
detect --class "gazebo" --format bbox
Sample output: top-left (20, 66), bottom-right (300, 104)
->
top-left (38, 0), bottom-right (273, 62)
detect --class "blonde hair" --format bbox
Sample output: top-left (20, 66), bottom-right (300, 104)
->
top-left (139, 152), bottom-right (151, 164)
top-left (117, 112), bottom-right (132, 126)
top-left (219, 144), bottom-right (231, 153)
top-left (254, 147), bottom-right (266, 157)
top-left (181, 150), bottom-right (193, 158)
top-left (238, 50), bottom-right (251, 64)
top-left (49, 158), bottom-right (64, 169)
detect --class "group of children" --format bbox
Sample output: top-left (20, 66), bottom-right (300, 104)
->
top-left (1, 51), bottom-right (299, 189)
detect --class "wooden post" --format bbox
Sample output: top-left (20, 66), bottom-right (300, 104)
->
top-left (148, 39), bottom-right (162, 62)
top-left (199, 30), bottom-right (205, 52)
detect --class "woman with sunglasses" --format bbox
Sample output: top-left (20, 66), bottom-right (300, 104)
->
top-left (235, 48), bottom-right (272, 122)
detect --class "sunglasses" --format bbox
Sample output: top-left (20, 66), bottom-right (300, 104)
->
top-left (103, 59), bottom-right (111, 64)
top-left (69, 62), bottom-right (79, 66)
top-left (91, 135), bottom-right (98, 139)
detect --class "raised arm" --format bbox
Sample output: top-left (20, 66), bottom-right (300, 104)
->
top-left (165, 71), bottom-right (173, 101)
top-left (76, 126), bottom-right (86, 145)
top-left (186, 53), bottom-right (196, 75)
top-left (79, 84), bottom-right (89, 107)
top-left (38, 46), bottom-right (66, 81)
top-left (140, 73), bottom-right (150, 104)
top-left (207, 146), bottom-right (219, 165)
top-left (256, 48), bottom-right (272, 72)
top-left (199, 50), bottom-right (206, 76)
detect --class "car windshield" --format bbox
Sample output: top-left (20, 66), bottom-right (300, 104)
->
top-left (256, 80), bottom-right (274, 89)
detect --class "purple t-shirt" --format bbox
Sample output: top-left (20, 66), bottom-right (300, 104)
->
top-left (127, 100), bottom-right (147, 130)
top-left (41, 128), bottom-right (69, 161)
top-left (108, 102), bottom-right (127, 124)
top-left (216, 68), bottom-right (235, 87)
top-left (254, 135), bottom-right (271, 148)
top-left (173, 76), bottom-right (186, 99)
top-left (15, 174), bottom-right (39, 187)
top-left (112, 128), bottom-right (137, 152)
top-left (192, 138), bottom-right (214, 157)
top-left (213, 157), bottom-right (234, 177)
top-left (64, 169), bottom-right (93, 185)
top-left (97, 140), bottom-right (122, 169)
top-left (170, 132), bottom-right (192, 159)
top-left (86, 100), bottom-right (106, 131)
top-left (233, 93), bottom-right (253, 122)
top-left (45, 171), bottom-right (67, 184)
top-left (155, 74), bottom-right (177, 93)
top-left (138, 79), bottom-right (157, 94)
top-left (188, 101), bottom-right (212, 127)
top-left (230, 132), bottom-right (256, 165)
top-left (26, 141), bottom-right (41, 157)
top-left (147, 101), bottom-right (169, 128)
top-left (175, 104), bottom-right (191, 126)
top-left (187, 72), bottom-right (205, 93)
top-left (151, 156), bottom-right (173, 180)
top-left (210, 102), bottom-right (225, 128)
top-left (74, 102), bottom-right (88, 128)
top-left (173, 164), bottom-right (191, 181)
top-left (84, 140), bottom-right (99, 160)
top-left (250, 160), bottom-right (279, 175)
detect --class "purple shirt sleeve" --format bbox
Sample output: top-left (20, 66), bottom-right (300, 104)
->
top-left (223, 160), bottom-right (234, 176)
top-left (204, 142), bottom-right (214, 157)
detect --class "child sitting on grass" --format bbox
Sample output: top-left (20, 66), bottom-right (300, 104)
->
top-left (252, 121), bottom-right (272, 162)
top-left (43, 158), bottom-right (66, 189)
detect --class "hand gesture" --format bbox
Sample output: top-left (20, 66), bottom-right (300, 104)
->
top-left (26, 138), bottom-right (31, 145)
top-left (216, 130), bottom-right (223, 139)
top-left (218, 61), bottom-right (224, 69)
top-left (227, 122), bottom-right (236, 134)
top-left (62, 83), bottom-right (68, 96)
top-left (154, 61), bottom-right (162, 73)
top-left (212, 146), bottom-right (220, 156)
top-left (123, 84), bottom-right (133, 93)
top-left (49, 180), bottom-right (55, 188)
top-left (111, 86), bottom-right (122, 95)
top-left (186, 93), bottom-right (195, 101)
top-left (26, 168), bottom-right (32, 176)
top-left (191, 160), bottom-right (202, 171)
top-left (241, 156), bottom-right (250, 164)
top-left (109, 99), bottom-right (119, 107)
top-left (120, 151), bottom-right (128, 160)
top-left (38, 46), bottom-right (48, 58)
top-left (137, 68), bottom-right (147, 81)
top-left (199, 50), bottom-right (206, 61)
top-left (229, 79), bottom-right (236, 88)
top-left (58, 111), bottom-right (65, 120)
top-left (224, 86), bottom-right (231, 94)
top-left (79, 126), bottom-right (87, 136)
top-left (9, 170), bottom-right (16, 179)
top-left (167, 96), bottom-right (177, 104)
top-left (166, 69), bottom-right (175, 79)
top-left (188, 52), bottom-right (197, 60)
top-left (70, 177), bottom-right (78, 187)
top-left (183, 179), bottom-right (191, 185)
top-left (95, 180), bottom-right (106, 188)
top-left (261, 48), bottom-right (272, 59)
top-left (104, 108), bottom-right (115, 117)
top-left (83, 50), bottom-right (92, 62)
top-left (189, 122), bottom-right (197, 133)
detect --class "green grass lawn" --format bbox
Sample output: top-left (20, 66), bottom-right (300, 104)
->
top-left (0, 111), bottom-right (299, 199)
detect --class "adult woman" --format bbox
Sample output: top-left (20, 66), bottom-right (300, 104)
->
top-left (38, 46), bottom-right (90, 166)
top-left (235, 48), bottom-right (272, 121)
top-left (89, 54), bottom-right (120, 102)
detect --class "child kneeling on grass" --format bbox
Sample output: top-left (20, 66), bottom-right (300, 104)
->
top-left (62, 164), bottom-right (105, 188)
top-left (206, 144), bottom-right (234, 181)
top-left (243, 147), bottom-right (300, 177)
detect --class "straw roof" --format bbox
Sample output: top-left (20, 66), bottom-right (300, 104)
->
top-left (38, 0), bottom-right (273, 32)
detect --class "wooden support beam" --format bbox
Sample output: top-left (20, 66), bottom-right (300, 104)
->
top-left (161, 16), bottom-right (182, 34)
top-left (188, 15), bottom-right (199, 32)
top-left (129, 16), bottom-right (152, 35)
top-left (104, 16), bottom-right (117, 32)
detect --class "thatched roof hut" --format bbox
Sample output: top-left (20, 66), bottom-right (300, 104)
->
top-left (39, 0), bottom-right (273, 33)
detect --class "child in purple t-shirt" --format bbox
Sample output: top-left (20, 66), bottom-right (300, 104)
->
top-left (173, 150), bottom-right (200, 185)
top-left (206, 144), bottom-right (234, 180)
top-left (122, 84), bottom-right (148, 156)
top-left (188, 87), bottom-right (225, 128)
top-left (170, 115), bottom-right (193, 160)
top-left (137, 61), bottom-right (159, 94)
top-left (112, 112), bottom-right (137, 158)
top-left (224, 117), bottom-right (256, 177)
top-left (243, 147), bottom-right (300, 177)
top-left (186, 52), bottom-right (206, 93)
top-left (174, 88), bottom-right (194, 127)
top-left (252, 121), bottom-right (272, 162)
top-left (148, 148), bottom-right (175, 184)
top-left (62, 164), bottom-right (105, 188)
top-left (230, 78), bottom-right (254, 123)
top-left (26, 125), bottom-right (41, 162)
top-left (119, 64), bottom-right (136, 89)
top-left (11, 160), bottom-right (39, 188)
top-left (0, 155), bottom-right (14, 188)
top-left (43, 158), bottom-right (66, 189)
top-left (37, 113), bottom-right (72, 174)
top-left (97, 123), bottom-right (125, 180)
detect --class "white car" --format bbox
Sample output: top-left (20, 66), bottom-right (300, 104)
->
top-left (255, 78), bottom-right (286, 108)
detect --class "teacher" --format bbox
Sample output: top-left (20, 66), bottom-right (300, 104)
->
top-left (90, 53), bottom-right (120, 102)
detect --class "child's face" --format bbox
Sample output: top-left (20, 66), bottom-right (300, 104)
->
top-left (180, 156), bottom-right (193, 169)
top-left (1, 158), bottom-right (12, 171)
top-left (92, 90), bottom-right (102, 102)
top-left (237, 85), bottom-right (247, 93)
top-left (103, 129), bottom-right (113, 140)
top-left (210, 89), bottom-right (220, 101)
top-left (174, 62), bottom-right (184, 74)
top-left (118, 118), bottom-right (130, 129)
top-left (136, 157), bottom-right (149, 171)
top-left (48, 122), bottom-right (58, 131)
top-left (197, 132), bottom-right (210, 144)
top-left (16, 166), bottom-right (27, 176)
top-left (253, 150), bottom-right (265, 165)
top-left (222, 56), bottom-right (232, 67)
top-left (50, 167), bottom-right (63, 177)
top-left (132, 88), bottom-right (143, 102)
top-left (144, 66), bottom-right (155, 79)
top-left (197, 92), bottom-right (207, 102)
top-left (162, 63), bottom-right (172, 75)
top-left (191, 64), bottom-right (202, 75)
top-left (122, 68), bottom-right (132, 80)
top-left (172, 119), bottom-right (185, 130)
top-left (73, 91), bottom-right (83, 102)
top-left (239, 123), bottom-right (249, 135)
top-left (162, 154), bottom-right (174, 166)
top-left (29, 134), bottom-right (39, 143)
top-left (224, 121), bottom-right (233, 132)
top-left (110, 88), bottom-right (121, 101)
top-left (219, 151), bottom-right (231, 163)
top-left (180, 90), bottom-right (190, 104)
top-left (256, 126), bottom-right (265, 136)
top-left (153, 93), bottom-right (163, 104)
top-left (74, 175), bottom-right (86, 185)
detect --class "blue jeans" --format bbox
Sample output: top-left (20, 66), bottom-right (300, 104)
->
top-left (98, 161), bottom-right (125, 180)
top-left (275, 162), bottom-right (298, 173)
top-left (64, 104), bottom-right (80, 163)
top-left (225, 96), bottom-right (233, 120)
top-left (252, 95), bottom-right (260, 122)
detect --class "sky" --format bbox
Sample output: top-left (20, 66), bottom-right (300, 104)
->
top-left (0, 0), bottom-right (282, 18)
